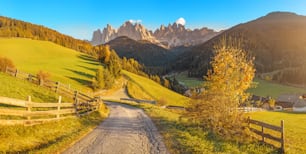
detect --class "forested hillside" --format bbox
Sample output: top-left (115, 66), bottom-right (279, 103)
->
top-left (0, 16), bottom-right (94, 54)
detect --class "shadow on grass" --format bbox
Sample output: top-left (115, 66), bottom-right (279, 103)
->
top-left (64, 68), bottom-right (94, 80)
top-left (66, 76), bottom-right (91, 87)
top-left (78, 54), bottom-right (97, 62)
top-left (76, 65), bottom-right (97, 73)
top-left (78, 54), bottom-right (100, 66)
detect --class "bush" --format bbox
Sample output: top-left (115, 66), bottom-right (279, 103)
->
top-left (0, 56), bottom-right (15, 72)
top-left (37, 70), bottom-right (51, 85)
top-left (157, 98), bottom-right (168, 106)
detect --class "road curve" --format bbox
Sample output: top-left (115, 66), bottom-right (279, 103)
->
top-left (63, 102), bottom-right (168, 154)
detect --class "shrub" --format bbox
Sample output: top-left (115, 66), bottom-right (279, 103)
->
top-left (37, 70), bottom-right (51, 85)
top-left (0, 56), bottom-right (15, 72)
top-left (157, 98), bottom-right (168, 106)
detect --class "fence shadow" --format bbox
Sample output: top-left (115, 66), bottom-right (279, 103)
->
top-left (65, 76), bottom-right (92, 87)
top-left (78, 55), bottom-right (100, 66)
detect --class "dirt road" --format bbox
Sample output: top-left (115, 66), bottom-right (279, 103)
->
top-left (63, 101), bottom-right (168, 154)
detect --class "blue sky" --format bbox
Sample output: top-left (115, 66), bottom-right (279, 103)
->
top-left (0, 0), bottom-right (305, 40)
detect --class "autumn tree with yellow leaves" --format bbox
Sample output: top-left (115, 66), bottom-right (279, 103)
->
top-left (188, 37), bottom-right (255, 141)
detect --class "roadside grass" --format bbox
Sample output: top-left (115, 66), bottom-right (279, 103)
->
top-left (0, 105), bottom-right (108, 153)
top-left (0, 38), bottom-right (100, 92)
top-left (0, 72), bottom-right (71, 103)
top-left (248, 111), bottom-right (306, 154)
top-left (123, 70), bottom-right (189, 107)
top-left (126, 80), bottom-right (153, 100)
top-left (129, 103), bottom-right (277, 154)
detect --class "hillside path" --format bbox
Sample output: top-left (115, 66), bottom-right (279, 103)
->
top-left (63, 89), bottom-right (168, 154)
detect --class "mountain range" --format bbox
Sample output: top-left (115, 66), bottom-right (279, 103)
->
top-left (91, 21), bottom-right (220, 48)
top-left (174, 12), bottom-right (306, 85)
top-left (1, 11), bottom-right (306, 86)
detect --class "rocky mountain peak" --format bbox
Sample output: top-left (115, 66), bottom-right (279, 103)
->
top-left (153, 22), bottom-right (220, 47)
top-left (91, 21), bottom-right (220, 48)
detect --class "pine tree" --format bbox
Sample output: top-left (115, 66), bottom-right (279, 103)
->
top-left (92, 66), bottom-right (105, 90)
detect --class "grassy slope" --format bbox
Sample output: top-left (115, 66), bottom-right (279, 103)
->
top-left (0, 38), bottom-right (108, 152)
top-left (0, 38), bottom-right (100, 92)
top-left (0, 72), bottom-right (70, 102)
top-left (123, 70), bottom-right (189, 106)
top-left (172, 71), bottom-right (204, 88)
top-left (248, 78), bottom-right (306, 98)
top-left (0, 72), bottom-right (109, 153)
top-left (249, 111), bottom-right (306, 154)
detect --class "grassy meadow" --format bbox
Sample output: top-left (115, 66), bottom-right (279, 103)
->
top-left (123, 70), bottom-right (189, 107)
top-left (249, 111), bottom-right (306, 154)
top-left (248, 78), bottom-right (306, 98)
top-left (0, 72), bottom-right (109, 153)
top-left (0, 38), bottom-right (100, 92)
top-left (167, 71), bottom-right (306, 98)
top-left (0, 109), bottom-right (108, 153)
top-left (172, 71), bottom-right (204, 88)
top-left (0, 72), bottom-right (71, 103)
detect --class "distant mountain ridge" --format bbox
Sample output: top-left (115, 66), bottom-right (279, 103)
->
top-left (173, 12), bottom-right (306, 85)
top-left (105, 36), bottom-right (174, 67)
top-left (90, 21), bottom-right (220, 48)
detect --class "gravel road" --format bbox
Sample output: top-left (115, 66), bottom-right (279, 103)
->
top-left (63, 102), bottom-right (168, 154)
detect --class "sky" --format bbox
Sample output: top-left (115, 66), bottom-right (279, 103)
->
top-left (0, 0), bottom-right (305, 40)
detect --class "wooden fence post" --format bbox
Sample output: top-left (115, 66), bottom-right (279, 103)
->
top-left (57, 96), bottom-right (62, 119)
top-left (27, 96), bottom-right (32, 120)
top-left (55, 82), bottom-right (60, 93)
top-left (15, 69), bottom-right (18, 77)
top-left (247, 116), bottom-right (250, 127)
top-left (281, 120), bottom-right (285, 154)
top-left (75, 98), bottom-right (79, 117)
top-left (5, 66), bottom-right (8, 74)
top-left (261, 126), bottom-right (265, 142)
top-left (74, 91), bottom-right (79, 102)
top-left (28, 74), bottom-right (32, 82)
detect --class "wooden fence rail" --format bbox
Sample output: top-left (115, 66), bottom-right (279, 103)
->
top-left (4, 66), bottom-right (94, 103)
top-left (248, 116), bottom-right (285, 154)
top-left (0, 96), bottom-right (100, 125)
top-left (2, 66), bottom-right (103, 125)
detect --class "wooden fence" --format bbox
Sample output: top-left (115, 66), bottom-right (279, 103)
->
top-left (248, 116), bottom-right (285, 153)
top-left (1, 67), bottom-right (102, 125)
top-left (0, 96), bottom-right (100, 125)
top-left (5, 66), bottom-right (93, 103)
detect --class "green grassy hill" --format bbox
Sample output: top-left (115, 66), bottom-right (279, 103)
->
top-left (0, 72), bottom-right (70, 102)
top-left (0, 38), bottom-right (100, 92)
top-left (248, 78), bottom-right (306, 98)
top-left (123, 70), bottom-right (189, 106)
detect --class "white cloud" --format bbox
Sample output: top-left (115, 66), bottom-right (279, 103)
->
top-left (176, 17), bottom-right (186, 26)
top-left (128, 19), bottom-right (142, 24)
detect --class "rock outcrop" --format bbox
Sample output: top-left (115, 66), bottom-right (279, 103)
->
top-left (153, 23), bottom-right (220, 47)
top-left (91, 21), bottom-right (220, 48)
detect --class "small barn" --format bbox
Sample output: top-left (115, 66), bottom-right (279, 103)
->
top-left (276, 94), bottom-right (300, 109)
top-left (293, 97), bottom-right (306, 112)
top-left (277, 94), bottom-right (306, 112)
